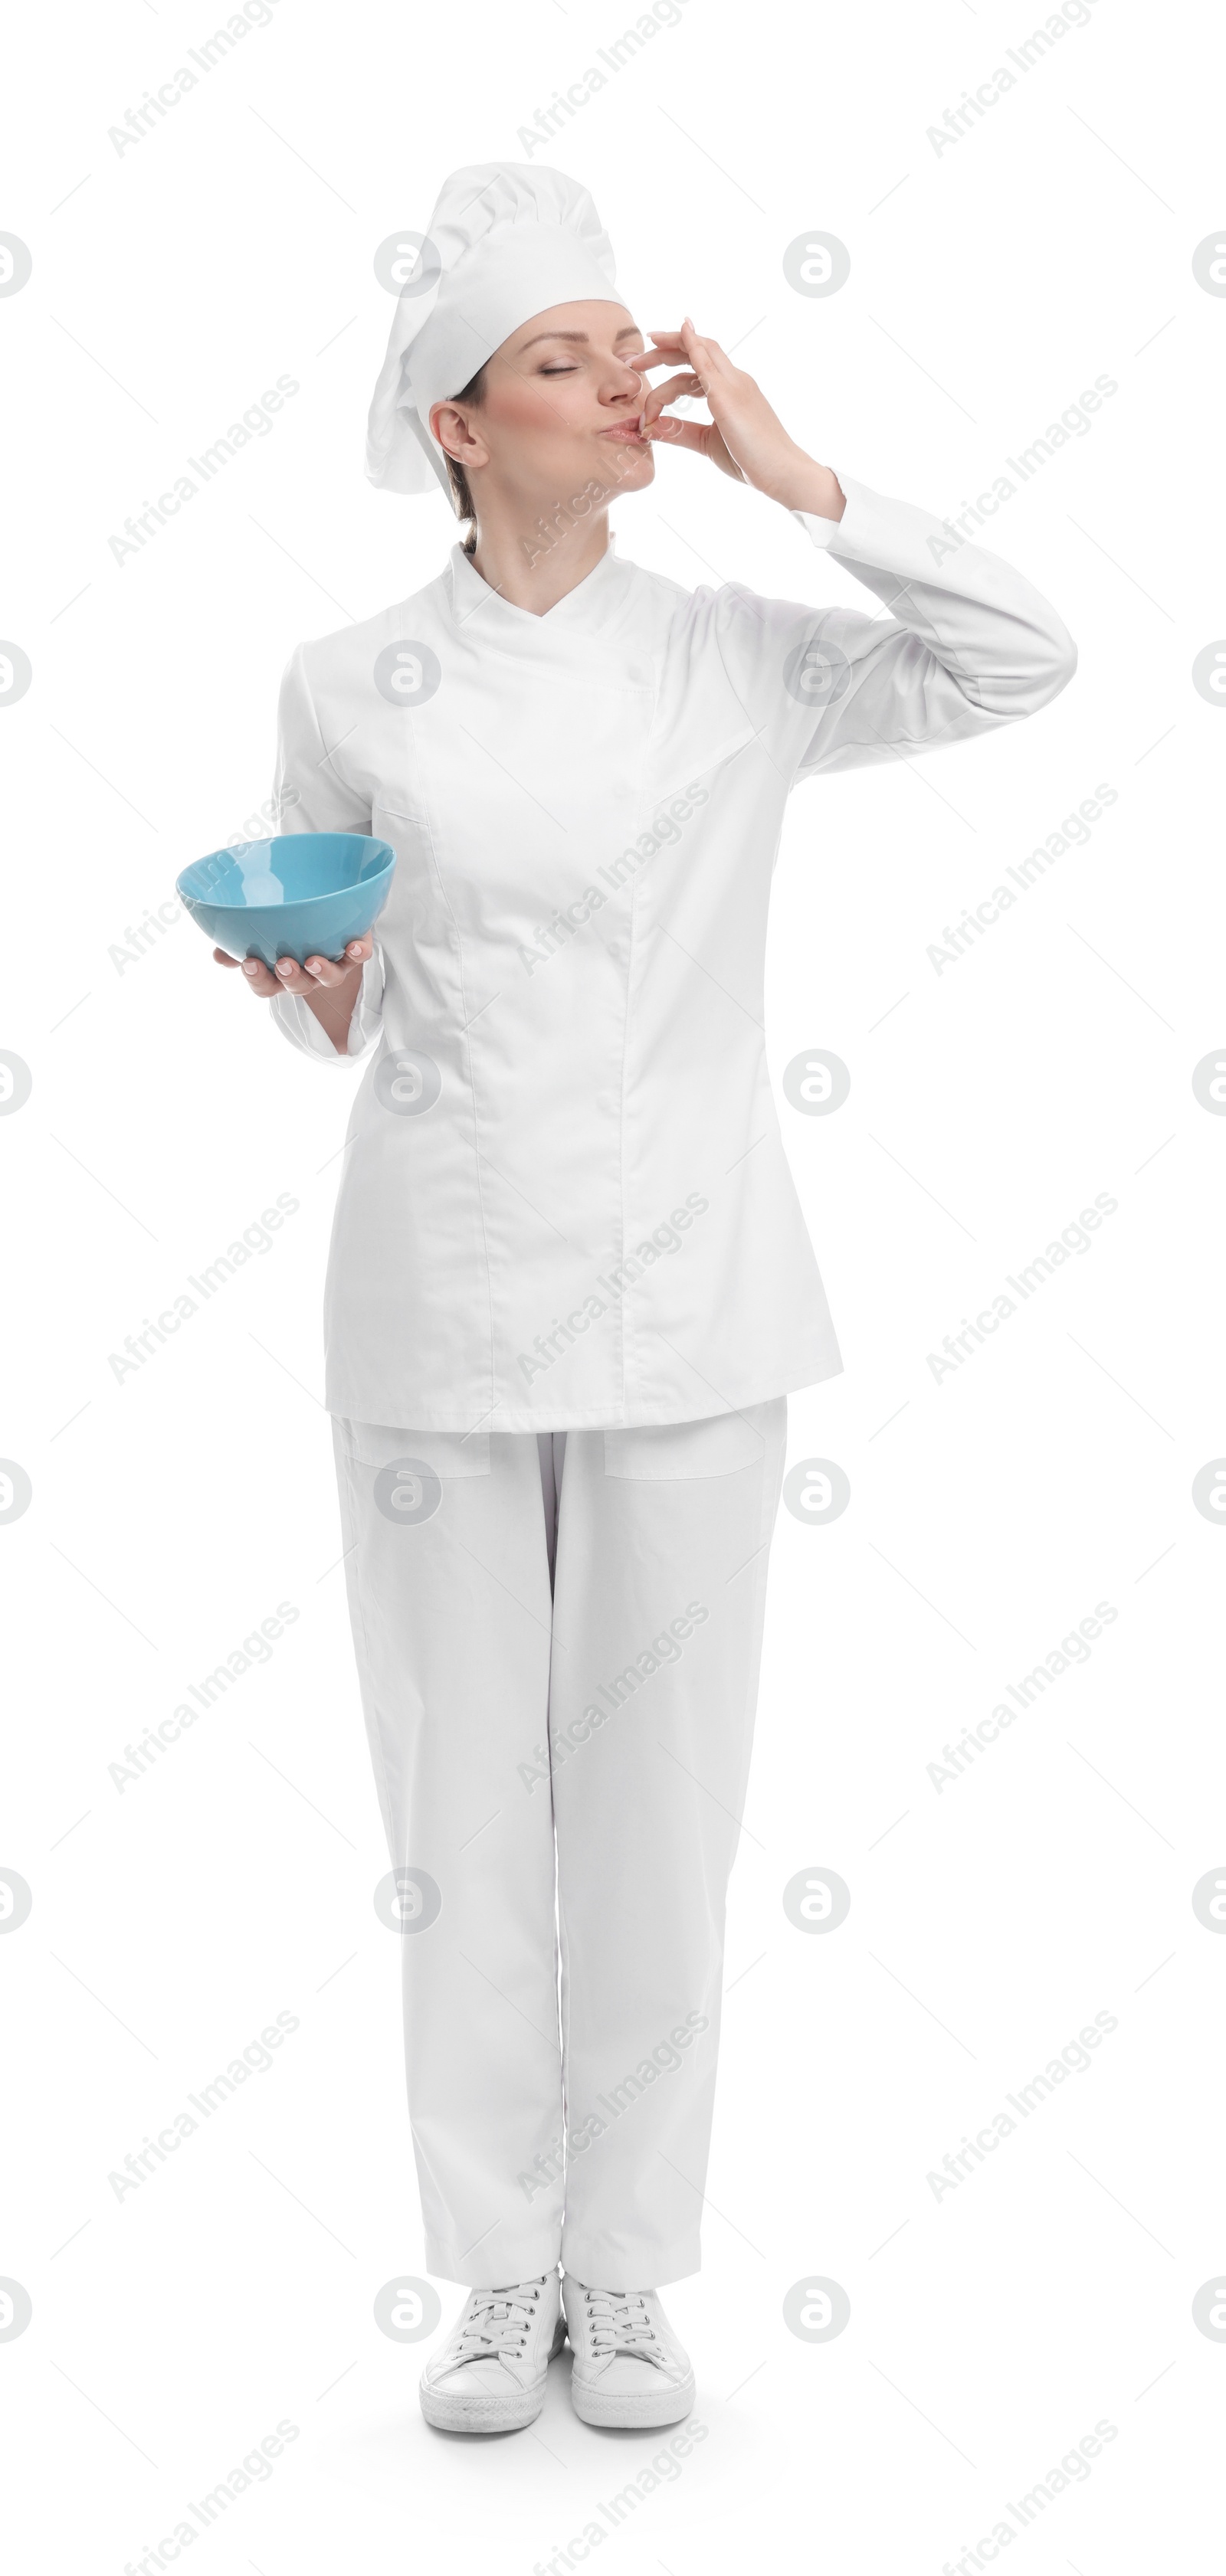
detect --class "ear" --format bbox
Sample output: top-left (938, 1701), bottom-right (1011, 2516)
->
top-left (429, 399), bottom-right (490, 472)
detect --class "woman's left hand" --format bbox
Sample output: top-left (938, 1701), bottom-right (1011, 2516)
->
top-left (634, 319), bottom-right (844, 519)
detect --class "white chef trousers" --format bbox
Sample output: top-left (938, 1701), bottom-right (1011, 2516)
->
top-left (331, 1400), bottom-right (787, 2291)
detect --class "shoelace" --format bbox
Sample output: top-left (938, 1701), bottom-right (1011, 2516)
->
top-left (451, 2282), bottom-right (543, 2367)
top-left (583, 2290), bottom-right (661, 2362)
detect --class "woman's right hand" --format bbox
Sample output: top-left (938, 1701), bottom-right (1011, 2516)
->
top-left (213, 931), bottom-right (374, 1052)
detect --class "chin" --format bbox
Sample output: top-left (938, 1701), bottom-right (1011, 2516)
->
top-left (599, 441), bottom-right (654, 493)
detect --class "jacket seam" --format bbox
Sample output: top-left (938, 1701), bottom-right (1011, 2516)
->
top-left (411, 688), bottom-right (498, 1433)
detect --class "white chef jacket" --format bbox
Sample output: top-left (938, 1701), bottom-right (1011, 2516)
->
top-left (269, 472), bottom-right (1075, 1430)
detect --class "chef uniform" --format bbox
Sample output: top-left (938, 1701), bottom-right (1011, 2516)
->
top-left (267, 163), bottom-right (1076, 2289)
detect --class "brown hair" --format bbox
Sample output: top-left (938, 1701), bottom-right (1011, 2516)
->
top-left (440, 362), bottom-right (490, 553)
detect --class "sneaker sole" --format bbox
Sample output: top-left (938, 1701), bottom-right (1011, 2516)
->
top-left (419, 2322), bottom-right (565, 2434)
top-left (569, 2367), bottom-right (696, 2430)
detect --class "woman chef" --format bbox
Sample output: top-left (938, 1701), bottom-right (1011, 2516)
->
top-left (215, 163), bottom-right (1076, 2435)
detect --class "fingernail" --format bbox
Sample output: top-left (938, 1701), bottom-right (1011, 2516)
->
top-left (306, 961), bottom-right (323, 977)
top-left (276, 961), bottom-right (293, 978)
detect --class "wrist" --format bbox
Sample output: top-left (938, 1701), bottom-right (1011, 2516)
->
top-left (773, 452), bottom-right (845, 521)
top-left (301, 967), bottom-right (360, 1052)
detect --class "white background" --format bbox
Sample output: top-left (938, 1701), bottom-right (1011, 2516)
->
top-left (2, 0), bottom-right (1224, 2567)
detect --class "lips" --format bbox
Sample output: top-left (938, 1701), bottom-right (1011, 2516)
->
top-left (599, 421), bottom-right (647, 442)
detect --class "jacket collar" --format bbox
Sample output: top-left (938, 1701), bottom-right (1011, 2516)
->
top-left (446, 535), bottom-right (636, 643)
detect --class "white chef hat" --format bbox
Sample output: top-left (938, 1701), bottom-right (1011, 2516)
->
top-left (366, 162), bottom-right (628, 498)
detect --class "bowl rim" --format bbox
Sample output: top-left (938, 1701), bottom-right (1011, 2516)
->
top-left (176, 834), bottom-right (396, 908)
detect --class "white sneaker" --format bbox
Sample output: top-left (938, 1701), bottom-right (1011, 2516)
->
top-left (562, 2277), bottom-right (695, 2428)
top-left (419, 2273), bottom-right (565, 2432)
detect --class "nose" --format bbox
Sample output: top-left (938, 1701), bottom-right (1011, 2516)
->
top-left (602, 360), bottom-right (644, 404)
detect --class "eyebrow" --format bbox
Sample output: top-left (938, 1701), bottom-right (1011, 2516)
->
top-left (516, 326), bottom-right (643, 352)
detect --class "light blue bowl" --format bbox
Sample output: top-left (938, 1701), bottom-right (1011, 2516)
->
top-left (176, 833), bottom-right (396, 967)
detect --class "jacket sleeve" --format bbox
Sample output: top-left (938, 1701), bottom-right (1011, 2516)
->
top-left (267, 643), bottom-right (385, 1066)
top-left (713, 469), bottom-right (1077, 786)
